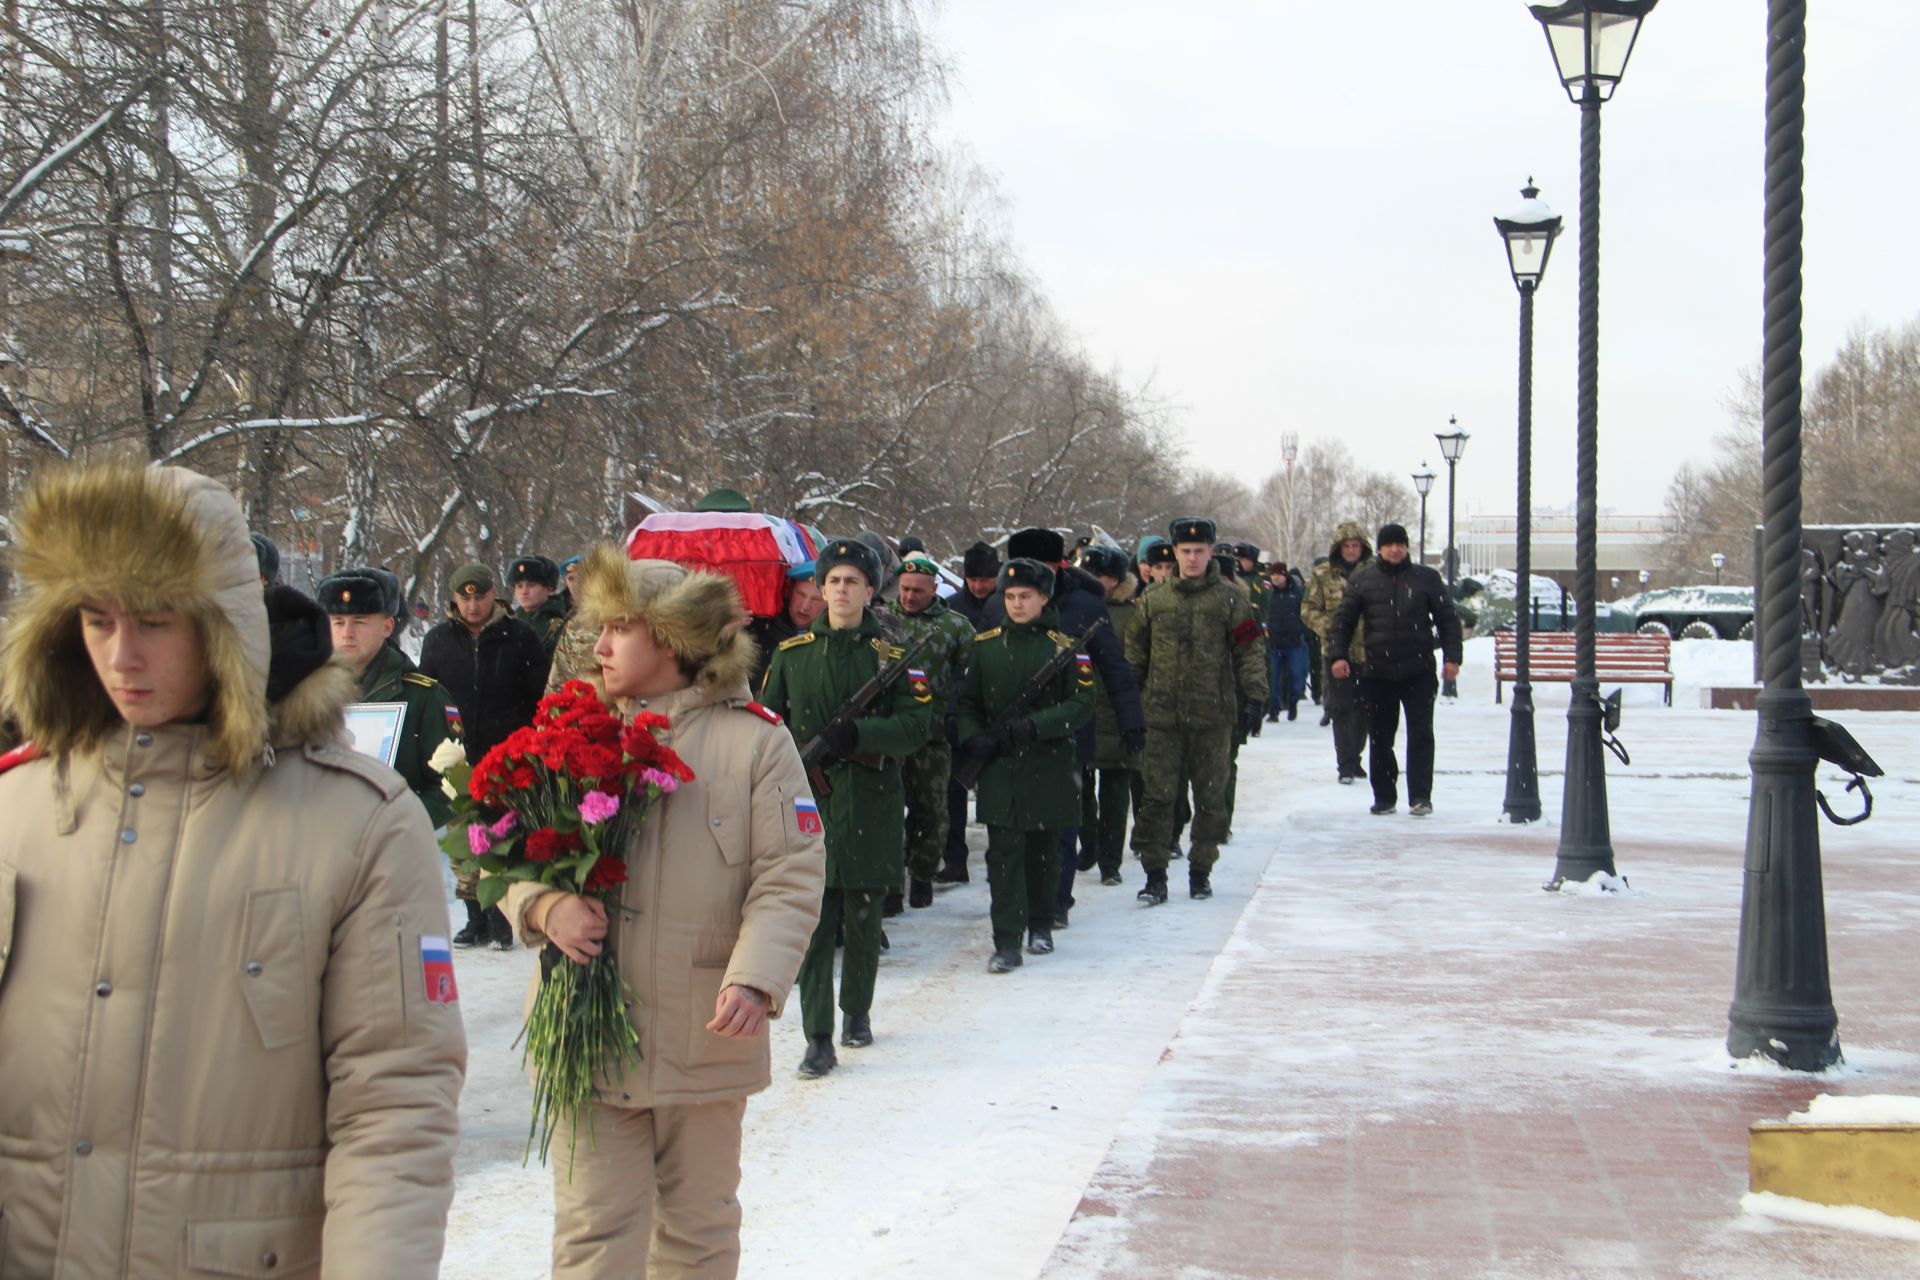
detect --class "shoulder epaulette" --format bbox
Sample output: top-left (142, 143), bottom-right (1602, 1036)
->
top-left (744, 701), bottom-right (784, 726)
top-left (1047, 629), bottom-right (1074, 649)
top-left (400, 672), bottom-right (439, 689)
top-left (777, 632), bottom-right (817, 651)
top-left (974, 627), bottom-right (1002, 642)
top-left (874, 640), bottom-right (905, 659)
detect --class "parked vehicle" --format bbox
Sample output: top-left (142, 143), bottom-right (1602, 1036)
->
top-left (1617, 585), bottom-right (1755, 640)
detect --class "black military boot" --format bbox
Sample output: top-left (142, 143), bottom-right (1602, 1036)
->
top-left (1190, 869), bottom-right (1213, 900)
top-left (1287, 702), bottom-right (1299, 721)
top-left (1026, 927), bottom-right (1054, 955)
top-left (934, 862), bottom-right (969, 885)
top-left (1137, 868), bottom-right (1169, 906)
top-left (1053, 903), bottom-right (1070, 929)
top-left (798, 1036), bottom-right (837, 1078)
top-left (453, 900), bottom-right (486, 948)
top-left (988, 946), bottom-right (1023, 974)
top-left (840, 1012), bottom-right (873, 1048)
top-left (486, 906), bottom-right (514, 951)
top-left (908, 877), bottom-right (934, 909)
top-left (883, 890), bottom-right (904, 918)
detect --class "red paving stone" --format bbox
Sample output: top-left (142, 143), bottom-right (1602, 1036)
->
top-left (1041, 799), bottom-right (1920, 1280)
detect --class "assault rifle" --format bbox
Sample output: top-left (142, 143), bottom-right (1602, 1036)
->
top-left (799, 631), bottom-right (934, 799)
top-left (952, 616), bottom-right (1107, 792)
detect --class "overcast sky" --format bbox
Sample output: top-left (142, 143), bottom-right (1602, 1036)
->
top-left (928, 2), bottom-right (1920, 522)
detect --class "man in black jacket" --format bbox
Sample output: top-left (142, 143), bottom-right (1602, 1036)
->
top-left (1264, 562), bottom-right (1309, 721)
top-left (1328, 524), bottom-right (1463, 817)
top-left (419, 561), bottom-right (549, 945)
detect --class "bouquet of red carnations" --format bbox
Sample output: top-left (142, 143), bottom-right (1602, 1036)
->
top-left (440, 679), bottom-right (694, 1166)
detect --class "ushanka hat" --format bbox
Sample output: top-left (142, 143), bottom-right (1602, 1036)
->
top-left (1169, 516), bottom-right (1216, 546)
top-left (1006, 527), bottom-right (1067, 564)
top-left (962, 540), bottom-right (1002, 578)
top-left (1078, 545), bottom-right (1130, 581)
top-left (998, 557), bottom-right (1056, 597)
top-left (1143, 541), bottom-right (1176, 567)
top-left (315, 571), bottom-right (388, 617)
top-left (1232, 542), bottom-right (1261, 562)
top-left (508, 554), bottom-right (560, 588)
top-left (813, 538), bottom-right (881, 588)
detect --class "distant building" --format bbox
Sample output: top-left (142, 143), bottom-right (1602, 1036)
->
top-left (1451, 512), bottom-right (1673, 591)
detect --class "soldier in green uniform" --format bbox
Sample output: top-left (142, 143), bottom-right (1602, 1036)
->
top-left (510, 553), bottom-right (571, 671)
top-left (957, 558), bottom-right (1095, 971)
top-left (886, 553), bottom-right (975, 911)
top-left (1075, 546), bottom-right (1145, 885)
top-left (761, 539), bottom-right (935, 1078)
top-left (1127, 518), bottom-right (1268, 904)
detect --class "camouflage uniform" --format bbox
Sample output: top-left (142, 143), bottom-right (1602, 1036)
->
top-left (1220, 572), bottom-right (1264, 832)
top-left (1127, 560), bottom-right (1268, 876)
top-left (886, 594), bottom-right (974, 883)
top-left (544, 613), bottom-right (599, 694)
top-left (1085, 575), bottom-right (1147, 878)
top-left (515, 593), bottom-right (571, 669)
top-left (1301, 521), bottom-right (1373, 780)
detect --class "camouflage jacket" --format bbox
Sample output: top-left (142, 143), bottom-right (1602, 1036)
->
top-left (886, 594), bottom-right (974, 710)
top-left (1301, 520), bottom-right (1373, 665)
top-left (1126, 561), bottom-right (1269, 728)
top-left (1093, 576), bottom-right (1147, 769)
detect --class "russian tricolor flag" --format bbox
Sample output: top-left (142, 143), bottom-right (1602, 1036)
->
top-left (794, 797), bottom-right (824, 836)
top-left (420, 935), bottom-right (459, 1004)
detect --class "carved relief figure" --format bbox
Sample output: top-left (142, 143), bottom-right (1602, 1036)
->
top-left (1825, 530), bottom-right (1886, 677)
top-left (1871, 529), bottom-right (1920, 674)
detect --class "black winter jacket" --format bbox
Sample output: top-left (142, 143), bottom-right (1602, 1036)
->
top-left (1266, 573), bottom-right (1307, 647)
top-left (950, 587), bottom-right (1000, 633)
top-left (985, 563), bottom-right (1145, 763)
top-left (1328, 558), bottom-right (1463, 681)
top-left (417, 605), bottom-right (549, 762)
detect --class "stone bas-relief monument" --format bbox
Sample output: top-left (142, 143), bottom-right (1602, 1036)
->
top-left (1757, 525), bottom-right (1920, 684)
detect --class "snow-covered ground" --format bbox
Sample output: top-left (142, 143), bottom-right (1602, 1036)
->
top-left (443, 640), bottom-right (1920, 1277)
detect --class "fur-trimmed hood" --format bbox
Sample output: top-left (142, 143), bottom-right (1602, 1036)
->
top-left (1, 464), bottom-right (352, 772)
top-left (575, 542), bottom-right (758, 696)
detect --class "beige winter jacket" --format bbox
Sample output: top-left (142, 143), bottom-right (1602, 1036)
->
top-left (506, 546), bottom-right (826, 1108)
top-left (0, 466), bottom-right (466, 1279)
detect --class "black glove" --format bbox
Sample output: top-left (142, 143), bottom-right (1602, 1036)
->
top-left (1241, 700), bottom-right (1264, 738)
top-left (817, 719), bottom-right (859, 759)
top-left (963, 733), bottom-right (1001, 761)
top-left (1003, 717), bottom-right (1039, 746)
top-left (1122, 728), bottom-right (1148, 755)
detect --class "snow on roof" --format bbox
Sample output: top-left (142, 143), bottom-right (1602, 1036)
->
top-left (1787, 1093), bottom-right (1920, 1126)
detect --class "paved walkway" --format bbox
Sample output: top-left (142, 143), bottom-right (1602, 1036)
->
top-left (1042, 704), bottom-right (1920, 1278)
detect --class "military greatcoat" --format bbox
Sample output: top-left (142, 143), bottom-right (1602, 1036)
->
top-left (356, 640), bottom-right (460, 828)
top-left (958, 607), bottom-right (1096, 831)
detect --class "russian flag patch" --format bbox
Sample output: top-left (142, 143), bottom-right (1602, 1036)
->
top-left (794, 797), bottom-right (824, 836)
top-left (420, 935), bottom-right (459, 1004)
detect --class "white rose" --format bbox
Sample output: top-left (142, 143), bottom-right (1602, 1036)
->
top-left (428, 738), bottom-right (468, 774)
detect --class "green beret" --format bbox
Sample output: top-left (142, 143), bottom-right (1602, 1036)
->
top-left (692, 487), bottom-right (753, 512)
top-left (814, 538), bottom-right (880, 588)
top-left (998, 557), bottom-right (1056, 597)
top-left (449, 562), bottom-right (494, 597)
top-left (316, 572), bottom-right (389, 617)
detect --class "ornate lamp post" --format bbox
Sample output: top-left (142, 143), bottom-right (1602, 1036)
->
top-left (1711, 551), bottom-right (1727, 584)
top-left (1726, 0), bottom-right (1882, 1072)
top-left (1493, 180), bottom-right (1561, 824)
top-left (1528, 0), bottom-right (1658, 887)
top-left (1436, 419), bottom-right (1469, 698)
top-left (1412, 463), bottom-right (1436, 567)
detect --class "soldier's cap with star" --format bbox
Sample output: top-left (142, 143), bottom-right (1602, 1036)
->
top-left (1169, 516), bottom-right (1216, 546)
top-left (1144, 540), bottom-right (1176, 567)
top-left (353, 565), bottom-right (405, 619)
top-left (315, 571), bottom-right (389, 617)
top-left (898, 553), bottom-right (941, 579)
top-left (1233, 542), bottom-right (1261, 563)
top-left (509, 554), bottom-right (560, 589)
top-left (813, 538), bottom-right (881, 588)
top-left (998, 557), bottom-right (1055, 597)
top-left (449, 562), bottom-right (495, 597)
top-left (1079, 545), bottom-right (1130, 581)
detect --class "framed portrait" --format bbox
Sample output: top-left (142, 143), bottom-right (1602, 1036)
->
top-left (343, 701), bottom-right (407, 768)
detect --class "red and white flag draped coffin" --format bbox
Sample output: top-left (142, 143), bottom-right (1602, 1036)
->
top-left (625, 512), bottom-right (819, 619)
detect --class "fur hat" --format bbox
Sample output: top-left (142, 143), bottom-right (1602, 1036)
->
top-left (1, 465), bottom-right (354, 772)
top-left (1079, 545), bottom-right (1130, 581)
top-left (813, 538), bottom-right (881, 589)
top-left (999, 557), bottom-right (1056, 597)
top-left (1170, 516), bottom-right (1216, 546)
top-left (962, 541), bottom-right (1002, 579)
top-left (1007, 527), bottom-right (1067, 564)
top-left (509, 554), bottom-right (560, 589)
top-left (1143, 541), bottom-right (1176, 567)
top-left (1232, 542), bottom-right (1261, 563)
top-left (575, 543), bottom-right (756, 693)
top-left (315, 571), bottom-right (389, 617)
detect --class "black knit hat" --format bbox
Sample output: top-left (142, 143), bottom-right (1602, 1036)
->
top-left (896, 535), bottom-right (926, 556)
top-left (962, 540), bottom-right (1002, 578)
top-left (1376, 522), bottom-right (1411, 548)
top-left (509, 554), bottom-right (561, 589)
top-left (1007, 527), bottom-right (1067, 564)
top-left (814, 538), bottom-right (881, 588)
top-left (1079, 545), bottom-right (1130, 581)
top-left (998, 557), bottom-right (1056, 597)
top-left (315, 571), bottom-right (389, 617)
top-left (1169, 516), bottom-right (1216, 546)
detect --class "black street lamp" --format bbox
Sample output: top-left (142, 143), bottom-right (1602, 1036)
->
top-left (1435, 420), bottom-right (1469, 699)
top-left (1494, 180), bottom-right (1562, 826)
top-left (1711, 551), bottom-right (1726, 584)
top-left (1727, 0), bottom-right (1882, 1072)
top-left (1528, 0), bottom-right (1658, 888)
top-left (1412, 463), bottom-right (1436, 567)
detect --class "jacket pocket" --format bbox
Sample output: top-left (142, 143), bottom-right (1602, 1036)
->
top-left (684, 964), bottom-right (762, 1070)
top-left (182, 1213), bottom-right (322, 1278)
top-left (0, 862), bottom-right (15, 1002)
top-left (706, 784), bottom-right (750, 867)
top-left (238, 887), bottom-right (311, 1051)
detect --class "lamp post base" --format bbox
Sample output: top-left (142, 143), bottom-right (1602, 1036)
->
top-left (1503, 681), bottom-right (1542, 823)
top-left (1727, 688), bottom-right (1842, 1071)
top-left (1550, 676), bottom-right (1615, 885)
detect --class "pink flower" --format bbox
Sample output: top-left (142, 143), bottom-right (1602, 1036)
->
top-left (578, 791), bottom-right (622, 826)
top-left (468, 824), bottom-right (492, 856)
top-left (640, 767), bottom-right (681, 794)
top-left (488, 811), bottom-right (519, 839)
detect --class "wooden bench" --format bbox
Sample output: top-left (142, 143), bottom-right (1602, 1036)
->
top-left (1493, 630), bottom-right (1674, 706)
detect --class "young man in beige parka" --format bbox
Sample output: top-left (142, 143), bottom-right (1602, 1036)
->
top-left (0, 464), bottom-right (467, 1278)
top-left (506, 544), bottom-right (825, 1279)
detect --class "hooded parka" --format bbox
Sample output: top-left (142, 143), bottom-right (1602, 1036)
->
top-left (504, 548), bottom-right (825, 1106)
top-left (1301, 521), bottom-right (1372, 664)
top-left (0, 466), bottom-right (466, 1280)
